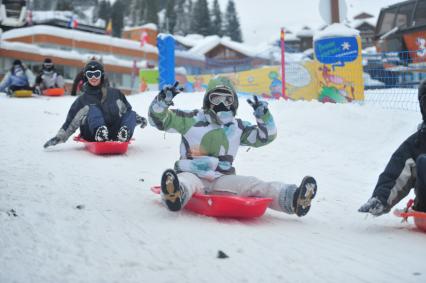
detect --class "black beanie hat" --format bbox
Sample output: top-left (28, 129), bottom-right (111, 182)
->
top-left (13, 59), bottom-right (22, 66)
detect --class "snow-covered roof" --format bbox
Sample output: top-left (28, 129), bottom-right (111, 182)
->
top-left (284, 32), bottom-right (300, 41)
top-left (313, 23), bottom-right (360, 41)
top-left (349, 18), bottom-right (377, 30)
top-left (1, 25), bottom-right (158, 53)
top-left (173, 34), bottom-right (201, 48)
top-left (124, 23), bottom-right (158, 31)
top-left (188, 35), bottom-right (268, 59)
top-left (0, 40), bottom-right (148, 69)
top-left (296, 27), bottom-right (314, 37)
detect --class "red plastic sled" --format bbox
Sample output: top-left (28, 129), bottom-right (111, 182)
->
top-left (151, 186), bottom-right (272, 218)
top-left (394, 199), bottom-right (426, 232)
top-left (73, 136), bottom-right (130, 155)
top-left (43, 88), bottom-right (65, 96)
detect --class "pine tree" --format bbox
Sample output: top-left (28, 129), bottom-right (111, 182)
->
top-left (211, 0), bottom-right (223, 36)
top-left (190, 0), bottom-right (211, 36)
top-left (56, 0), bottom-right (73, 11)
top-left (98, 0), bottom-right (112, 25)
top-left (162, 0), bottom-right (177, 33)
top-left (111, 0), bottom-right (124, 37)
top-left (33, 0), bottom-right (55, 10)
top-left (224, 0), bottom-right (242, 42)
top-left (145, 0), bottom-right (159, 26)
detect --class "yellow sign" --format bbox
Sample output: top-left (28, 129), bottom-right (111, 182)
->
top-left (179, 35), bottom-right (364, 103)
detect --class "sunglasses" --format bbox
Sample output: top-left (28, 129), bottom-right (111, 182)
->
top-left (85, 70), bottom-right (102, 79)
top-left (209, 92), bottom-right (234, 107)
top-left (43, 63), bottom-right (53, 68)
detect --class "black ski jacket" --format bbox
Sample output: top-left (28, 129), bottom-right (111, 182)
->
top-left (372, 126), bottom-right (426, 211)
top-left (55, 84), bottom-right (132, 142)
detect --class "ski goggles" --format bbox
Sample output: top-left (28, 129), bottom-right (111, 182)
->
top-left (43, 62), bottom-right (54, 68)
top-left (85, 70), bottom-right (102, 79)
top-left (208, 91), bottom-right (234, 107)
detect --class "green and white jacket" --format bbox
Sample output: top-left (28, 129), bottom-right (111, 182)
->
top-left (149, 97), bottom-right (277, 181)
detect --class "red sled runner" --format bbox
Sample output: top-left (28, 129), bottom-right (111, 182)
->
top-left (73, 136), bottom-right (130, 155)
top-left (394, 199), bottom-right (426, 232)
top-left (151, 186), bottom-right (272, 218)
top-left (43, 88), bottom-right (65, 97)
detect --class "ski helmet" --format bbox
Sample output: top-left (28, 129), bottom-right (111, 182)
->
top-left (203, 76), bottom-right (238, 115)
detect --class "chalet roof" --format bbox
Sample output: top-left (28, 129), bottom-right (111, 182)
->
top-left (1, 25), bottom-right (158, 53)
top-left (349, 18), bottom-right (377, 30)
top-left (354, 12), bottom-right (374, 20)
top-left (174, 34), bottom-right (269, 59)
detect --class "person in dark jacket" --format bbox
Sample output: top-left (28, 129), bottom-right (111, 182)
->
top-left (43, 60), bottom-right (147, 148)
top-left (359, 79), bottom-right (426, 215)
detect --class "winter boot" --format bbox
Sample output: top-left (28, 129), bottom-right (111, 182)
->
top-left (293, 176), bottom-right (317, 217)
top-left (117, 126), bottom-right (129, 142)
top-left (161, 169), bottom-right (186, 212)
top-left (94, 125), bottom-right (109, 142)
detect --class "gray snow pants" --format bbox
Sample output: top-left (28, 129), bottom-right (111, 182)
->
top-left (177, 172), bottom-right (298, 214)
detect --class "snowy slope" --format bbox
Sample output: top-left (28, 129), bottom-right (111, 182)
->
top-left (1, 91), bottom-right (425, 283)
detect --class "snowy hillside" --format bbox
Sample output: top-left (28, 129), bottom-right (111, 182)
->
top-left (1, 91), bottom-right (426, 283)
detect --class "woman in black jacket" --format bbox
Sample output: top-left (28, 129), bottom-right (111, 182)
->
top-left (44, 60), bottom-right (147, 148)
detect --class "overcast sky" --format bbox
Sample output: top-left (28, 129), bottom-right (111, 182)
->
top-left (210, 0), bottom-right (403, 45)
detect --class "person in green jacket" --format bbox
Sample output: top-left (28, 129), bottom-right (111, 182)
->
top-left (149, 76), bottom-right (317, 217)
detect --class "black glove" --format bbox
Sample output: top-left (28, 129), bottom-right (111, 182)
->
top-left (43, 136), bottom-right (61, 148)
top-left (247, 95), bottom-right (269, 118)
top-left (136, 114), bottom-right (147, 128)
top-left (358, 197), bottom-right (387, 216)
top-left (157, 81), bottom-right (183, 106)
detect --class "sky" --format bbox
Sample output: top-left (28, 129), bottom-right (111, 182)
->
top-left (1, 89), bottom-right (425, 282)
top-left (211, 0), bottom-right (403, 45)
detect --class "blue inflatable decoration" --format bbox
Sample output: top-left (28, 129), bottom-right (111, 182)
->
top-left (314, 36), bottom-right (358, 68)
top-left (157, 34), bottom-right (176, 90)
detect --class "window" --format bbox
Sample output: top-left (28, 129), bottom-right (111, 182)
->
top-left (413, 0), bottom-right (426, 27)
top-left (395, 3), bottom-right (415, 29)
top-left (378, 8), bottom-right (397, 35)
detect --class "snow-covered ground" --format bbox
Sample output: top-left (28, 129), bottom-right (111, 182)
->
top-left (1, 91), bottom-right (425, 283)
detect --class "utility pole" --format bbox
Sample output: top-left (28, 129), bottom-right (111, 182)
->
top-left (331, 0), bottom-right (340, 23)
